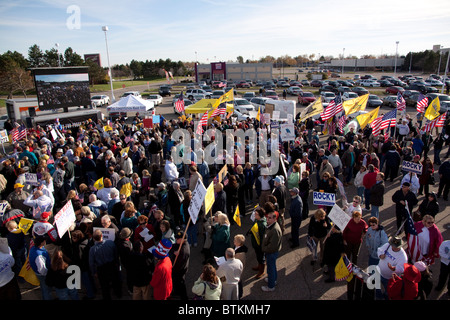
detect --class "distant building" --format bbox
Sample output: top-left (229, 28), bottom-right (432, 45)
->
top-left (195, 62), bottom-right (273, 82)
top-left (323, 58), bottom-right (405, 72)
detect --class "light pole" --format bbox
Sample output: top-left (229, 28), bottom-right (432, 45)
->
top-left (441, 48), bottom-right (449, 94)
top-left (102, 26), bottom-right (115, 102)
top-left (394, 41), bottom-right (399, 75)
top-left (409, 51), bottom-right (412, 73)
top-left (55, 43), bottom-right (61, 67)
top-left (437, 46), bottom-right (443, 75)
top-left (341, 48), bottom-right (345, 75)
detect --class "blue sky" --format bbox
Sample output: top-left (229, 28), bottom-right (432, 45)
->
top-left (1, 0), bottom-right (450, 67)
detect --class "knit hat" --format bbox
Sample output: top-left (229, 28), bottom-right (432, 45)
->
top-left (403, 263), bottom-right (421, 283)
top-left (414, 261), bottom-right (427, 272)
top-left (152, 238), bottom-right (172, 259)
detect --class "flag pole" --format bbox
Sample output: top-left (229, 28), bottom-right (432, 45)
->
top-left (173, 216), bottom-right (191, 265)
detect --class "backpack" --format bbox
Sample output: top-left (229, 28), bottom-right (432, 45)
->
top-left (0, 174), bottom-right (7, 193)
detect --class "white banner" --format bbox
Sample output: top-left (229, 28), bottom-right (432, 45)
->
top-left (328, 204), bottom-right (351, 231)
top-left (53, 200), bottom-right (76, 238)
top-left (313, 191), bottom-right (336, 206)
top-left (188, 179), bottom-right (207, 224)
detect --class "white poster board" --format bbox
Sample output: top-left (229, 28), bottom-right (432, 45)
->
top-left (328, 204), bottom-right (351, 231)
top-left (272, 110), bottom-right (280, 121)
top-left (53, 200), bottom-right (76, 238)
top-left (0, 202), bottom-right (8, 217)
top-left (313, 191), bottom-right (336, 206)
top-left (280, 123), bottom-right (296, 141)
top-left (93, 227), bottom-right (116, 242)
top-left (402, 160), bottom-right (423, 174)
top-left (0, 130), bottom-right (9, 144)
top-left (188, 179), bottom-right (207, 224)
top-left (25, 173), bottom-right (38, 186)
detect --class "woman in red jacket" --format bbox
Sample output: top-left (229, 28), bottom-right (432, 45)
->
top-left (342, 211), bottom-right (368, 264)
top-left (150, 238), bottom-right (173, 300)
top-left (387, 263), bottom-right (421, 300)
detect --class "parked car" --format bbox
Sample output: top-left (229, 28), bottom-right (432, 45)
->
top-left (379, 80), bottom-right (394, 87)
top-left (389, 79), bottom-right (407, 87)
top-left (310, 80), bottom-right (323, 87)
top-left (319, 85), bottom-right (335, 94)
top-left (201, 85), bottom-right (212, 93)
top-left (385, 86), bottom-right (405, 95)
top-left (122, 91), bottom-right (142, 98)
top-left (250, 97), bottom-right (270, 113)
top-left (402, 90), bottom-right (420, 100)
top-left (336, 86), bottom-right (351, 94)
top-left (351, 86), bottom-right (369, 96)
top-left (287, 86), bottom-right (302, 95)
top-left (185, 89), bottom-right (208, 99)
top-left (91, 94), bottom-right (110, 107)
top-left (289, 81), bottom-right (302, 87)
top-left (298, 91), bottom-right (316, 105)
top-left (147, 94), bottom-right (163, 106)
top-left (264, 81), bottom-right (276, 89)
top-left (236, 80), bottom-right (251, 88)
top-left (425, 79), bottom-right (443, 86)
top-left (263, 90), bottom-right (279, 100)
top-left (342, 91), bottom-right (359, 101)
top-left (367, 94), bottom-right (383, 108)
top-left (301, 79), bottom-right (310, 86)
top-left (231, 110), bottom-right (250, 122)
top-left (211, 90), bottom-right (225, 99)
top-left (382, 95), bottom-right (398, 108)
top-left (158, 86), bottom-right (171, 97)
top-left (328, 80), bottom-right (341, 88)
top-left (360, 79), bottom-right (380, 87)
top-left (234, 98), bottom-right (255, 114)
top-left (337, 80), bottom-right (353, 87)
top-left (277, 81), bottom-right (290, 88)
top-left (426, 93), bottom-right (450, 113)
top-left (224, 87), bottom-right (237, 95)
top-left (405, 91), bottom-right (421, 107)
top-left (354, 74), bottom-right (361, 81)
top-left (321, 91), bottom-right (336, 104)
top-left (242, 92), bottom-right (256, 101)
top-left (211, 80), bottom-right (223, 88)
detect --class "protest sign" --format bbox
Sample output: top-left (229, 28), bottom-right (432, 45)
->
top-left (402, 160), bottom-right (423, 174)
top-left (0, 202), bottom-right (7, 216)
top-left (204, 182), bottom-right (215, 215)
top-left (93, 227), bottom-right (116, 242)
top-left (0, 130), bottom-right (8, 144)
top-left (328, 204), bottom-right (351, 231)
top-left (53, 200), bottom-right (76, 238)
top-left (313, 191), bottom-right (336, 206)
top-left (188, 179), bottom-right (207, 224)
top-left (280, 123), bottom-right (296, 141)
top-left (25, 173), bottom-right (38, 186)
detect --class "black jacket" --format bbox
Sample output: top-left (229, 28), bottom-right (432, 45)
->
top-left (369, 181), bottom-right (385, 207)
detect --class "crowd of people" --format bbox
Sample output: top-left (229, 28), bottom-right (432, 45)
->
top-left (0, 102), bottom-right (449, 301)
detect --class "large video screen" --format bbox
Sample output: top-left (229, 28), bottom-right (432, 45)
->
top-left (33, 67), bottom-right (91, 110)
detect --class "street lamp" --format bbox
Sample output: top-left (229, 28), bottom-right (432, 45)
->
top-left (55, 43), bottom-right (61, 67)
top-left (102, 26), bottom-right (115, 102)
top-left (438, 46), bottom-right (443, 75)
top-left (342, 48), bottom-right (345, 75)
top-left (394, 41), bottom-right (399, 75)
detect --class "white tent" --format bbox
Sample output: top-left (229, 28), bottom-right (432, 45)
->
top-left (106, 95), bottom-right (154, 113)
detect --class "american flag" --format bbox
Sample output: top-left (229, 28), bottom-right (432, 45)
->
top-left (370, 116), bottom-right (383, 136)
top-left (321, 95), bottom-right (342, 121)
top-left (175, 93), bottom-right (185, 113)
top-left (372, 109), bottom-right (397, 136)
top-left (396, 92), bottom-right (406, 112)
top-left (218, 82), bottom-right (226, 88)
top-left (337, 115), bottom-right (347, 133)
top-left (384, 129), bottom-right (390, 142)
top-left (416, 94), bottom-right (428, 113)
top-left (421, 112), bottom-right (447, 133)
top-left (404, 201), bottom-right (422, 263)
top-left (12, 124), bottom-right (27, 142)
top-left (211, 103), bottom-right (226, 117)
top-left (196, 111), bottom-right (208, 135)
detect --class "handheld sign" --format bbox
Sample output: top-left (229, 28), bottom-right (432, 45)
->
top-left (93, 227), bottom-right (116, 242)
top-left (313, 191), bottom-right (336, 206)
top-left (25, 173), bottom-right (39, 186)
top-left (188, 179), bottom-right (207, 224)
top-left (328, 204), bottom-right (351, 231)
top-left (402, 160), bottom-right (423, 175)
top-left (0, 202), bottom-right (7, 217)
top-left (53, 200), bottom-right (76, 238)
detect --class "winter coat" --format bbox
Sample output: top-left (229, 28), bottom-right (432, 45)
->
top-left (365, 225), bottom-right (389, 260)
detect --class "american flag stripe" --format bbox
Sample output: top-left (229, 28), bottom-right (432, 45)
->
top-left (404, 201), bottom-right (422, 263)
top-left (396, 92), bottom-right (406, 111)
top-left (337, 115), bottom-right (346, 133)
top-left (175, 93), bottom-right (185, 113)
top-left (196, 111), bottom-right (209, 135)
top-left (372, 109), bottom-right (397, 136)
top-left (421, 112), bottom-right (447, 132)
top-left (12, 125), bottom-right (27, 142)
top-left (321, 95), bottom-right (342, 121)
top-left (416, 94), bottom-right (428, 113)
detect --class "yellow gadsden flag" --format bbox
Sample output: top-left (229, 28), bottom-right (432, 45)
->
top-left (19, 256), bottom-right (40, 286)
top-left (94, 177), bottom-right (104, 190)
top-left (18, 218), bottom-right (34, 235)
top-left (250, 222), bottom-right (260, 245)
top-left (424, 97), bottom-right (440, 120)
top-left (356, 106), bottom-right (380, 130)
top-left (334, 255), bottom-right (353, 282)
top-left (233, 206), bottom-right (241, 227)
top-left (256, 106), bottom-right (261, 121)
top-left (299, 97), bottom-right (323, 121)
top-left (343, 94), bottom-right (369, 116)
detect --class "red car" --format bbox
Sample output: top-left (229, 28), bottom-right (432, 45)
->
top-left (385, 86), bottom-right (405, 95)
top-left (263, 90), bottom-right (279, 100)
top-left (298, 91), bottom-right (316, 105)
top-left (236, 81), bottom-right (251, 88)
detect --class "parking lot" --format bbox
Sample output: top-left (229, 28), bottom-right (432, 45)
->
top-left (15, 69), bottom-right (450, 301)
